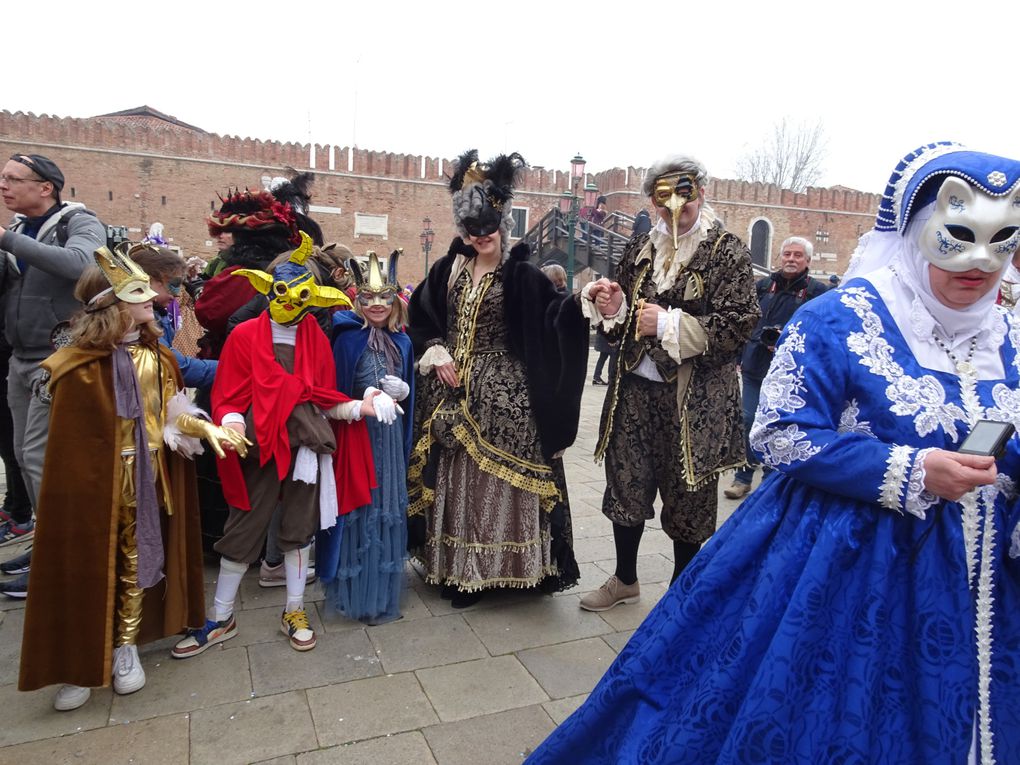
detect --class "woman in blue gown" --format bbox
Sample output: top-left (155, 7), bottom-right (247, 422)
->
top-left (528, 145), bottom-right (1020, 764)
top-left (318, 251), bottom-right (414, 625)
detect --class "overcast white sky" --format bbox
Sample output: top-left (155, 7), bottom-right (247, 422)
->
top-left (12, 1), bottom-right (1018, 194)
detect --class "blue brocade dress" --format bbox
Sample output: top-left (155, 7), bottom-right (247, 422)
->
top-left (321, 345), bottom-right (409, 625)
top-left (527, 282), bottom-right (1020, 765)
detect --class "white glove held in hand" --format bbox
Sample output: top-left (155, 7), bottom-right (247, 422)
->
top-left (380, 374), bottom-right (410, 402)
top-left (364, 387), bottom-right (402, 425)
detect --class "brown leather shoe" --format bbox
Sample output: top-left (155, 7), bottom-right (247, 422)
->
top-left (579, 575), bottom-right (640, 612)
top-left (724, 481), bottom-right (752, 499)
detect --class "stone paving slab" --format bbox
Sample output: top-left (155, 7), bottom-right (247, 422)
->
top-left (422, 704), bottom-right (556, 765)
top-left (367, 612), bottom-right (488, 674)
top-left (306, 671), bottom-right (438, 746)
top-left (297, 731), bottom-right (438, 765)
top-left (416, 654), bottom-right (549, 722)
top-left (0, 713), bottom-right (190, 765)
top-left (249, 627), bottom-right (382, 696)
top-left (0, 608), bottom-right (23, 685)
top-left (189, 690), bottom-right (316, 765)
top-left (463, 593), bottom-right (613, 655)
top-left (542, 693), bottom-right (589, 725)
top-left (0, 681), bottom-right (113, 747)
top-left (516, 636), bottom-right (618, 699)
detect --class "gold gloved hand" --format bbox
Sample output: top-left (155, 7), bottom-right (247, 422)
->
top-left (175, 414), bottom-right (253, 459)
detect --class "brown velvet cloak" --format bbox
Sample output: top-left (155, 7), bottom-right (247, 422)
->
top-left (19, 343), bottom-right (206, 691)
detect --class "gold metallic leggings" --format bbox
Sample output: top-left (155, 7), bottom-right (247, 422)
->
top-left (114, 501), bottom-right (143, 647)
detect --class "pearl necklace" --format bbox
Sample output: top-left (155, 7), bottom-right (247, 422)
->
top-left (931, 331), bottom-right (978, 377)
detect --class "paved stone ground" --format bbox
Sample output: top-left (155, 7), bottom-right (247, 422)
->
top-left (0, 357), bottom-right (754, 764)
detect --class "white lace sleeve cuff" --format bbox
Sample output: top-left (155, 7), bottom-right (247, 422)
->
top-left (903, 447), bottom-right (940, 519)
top-left (580, 282), bottom-right (628, 331)
top-left (660, 308), bottom-right (709, 364)
top-left (879, 444), bottom-right (920, 513)
top-left (418, 344), bottom-right (453, 375)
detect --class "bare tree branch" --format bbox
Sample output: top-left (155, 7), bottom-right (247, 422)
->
top-left (735, 118), bottom-right (828, 192)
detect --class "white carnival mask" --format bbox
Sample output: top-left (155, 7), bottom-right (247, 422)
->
top-left (920, 176), bottom-right (1020, 273)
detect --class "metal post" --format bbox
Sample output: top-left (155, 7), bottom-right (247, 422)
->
top-left (566, 196), bottom-right (578, 293)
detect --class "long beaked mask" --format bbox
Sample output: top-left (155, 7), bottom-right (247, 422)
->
top-left (234, 231), bottom-right (352, 325)
top-left (652, 172), bottom-right (699, 250)
top-left (919, 177), bottom-right (1020, 273)
top-left (350, 249), bottom-right (401, 308)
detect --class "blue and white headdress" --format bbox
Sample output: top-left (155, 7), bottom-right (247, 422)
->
top-left (876, 142), bottom-right (1020, 234)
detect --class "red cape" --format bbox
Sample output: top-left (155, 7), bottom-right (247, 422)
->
top-left (212, 312), bottom-right (374, 514)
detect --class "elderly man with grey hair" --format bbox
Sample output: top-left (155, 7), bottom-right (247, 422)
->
top-left (725, 235), bottom-right (829, 499)
top-left (579, 154), bottom-right (759, 611)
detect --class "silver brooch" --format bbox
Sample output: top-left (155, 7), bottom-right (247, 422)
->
top-left (987, 170), bottom-right (1007, 187)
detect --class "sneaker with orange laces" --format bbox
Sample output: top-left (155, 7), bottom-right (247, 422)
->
top-left (281, 609), bottom-right (316, 651)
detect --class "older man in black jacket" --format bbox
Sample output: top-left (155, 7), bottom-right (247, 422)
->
top-left (725, 236), bottom-right (828, 498)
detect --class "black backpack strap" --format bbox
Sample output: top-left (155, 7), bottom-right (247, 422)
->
top-left (55, 207), bottom-right (98, 246)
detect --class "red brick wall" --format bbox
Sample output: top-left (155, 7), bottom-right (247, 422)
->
top-left (1, 110), bottom-right (880, 280)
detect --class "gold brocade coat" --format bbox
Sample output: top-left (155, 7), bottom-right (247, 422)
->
top-left (19, 343), bottom-right (205, 692)
top-left (595, 223), bottom-right (760, 489)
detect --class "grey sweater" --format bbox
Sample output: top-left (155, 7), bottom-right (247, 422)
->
top-left (1, 203), bottom-right (106, 360)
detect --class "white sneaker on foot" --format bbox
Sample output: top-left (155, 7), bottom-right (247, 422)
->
top-left (259, 560), bottom-right (317, 588)
top-left (54, 684), bottom-right (91, 711)
top-left (113, 644), bottom-right (146, 695)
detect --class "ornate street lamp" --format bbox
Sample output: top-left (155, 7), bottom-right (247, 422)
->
top-left (419, 216), bottom-right (435, 277)
top-left (563, 153), bottom-right (586, 292)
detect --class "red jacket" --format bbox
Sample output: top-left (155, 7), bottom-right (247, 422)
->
top-left (212, 312), bottom-right (375, 514)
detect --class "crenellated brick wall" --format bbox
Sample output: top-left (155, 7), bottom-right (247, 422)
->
top-left (1, 110), bottom-right (880, 279)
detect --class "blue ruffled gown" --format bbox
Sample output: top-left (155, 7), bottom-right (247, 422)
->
top-left (528, 282), bottom-right (1020, 764)
top-left (318, 312), bottom-right (414, 625)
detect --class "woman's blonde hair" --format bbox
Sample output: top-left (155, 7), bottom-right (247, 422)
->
top-left (354, 294), bottom-right (408, 333)
top-left (69, 267), bottom-right (162, 350)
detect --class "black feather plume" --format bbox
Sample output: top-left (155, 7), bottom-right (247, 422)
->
top-left (448, 149), bottom-right (479, 192)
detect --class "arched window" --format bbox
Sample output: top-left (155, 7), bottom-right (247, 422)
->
top-left (748, 218), bottom-right (773, 270)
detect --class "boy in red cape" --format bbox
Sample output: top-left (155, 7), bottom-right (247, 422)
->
top-left (173, 233), bottom-right (396, 655)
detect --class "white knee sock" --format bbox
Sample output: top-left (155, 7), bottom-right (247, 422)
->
top-left (284, 546), bottom-right (310, 612)
top-left (212, 558), bottom-right (248, 621)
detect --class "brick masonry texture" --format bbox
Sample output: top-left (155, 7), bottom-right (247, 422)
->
top-left (1, 109), bottom-right (880, 281)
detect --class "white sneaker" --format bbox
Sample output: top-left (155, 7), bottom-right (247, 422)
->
top-left (259, 560), bottom-right (317, 588)
top-left (54, 684), bottom-right (91, 711)
top-left (113, 644), bottom-right (146, 695)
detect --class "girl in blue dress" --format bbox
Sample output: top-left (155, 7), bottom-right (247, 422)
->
top-left (528, 144), bottom-right (1020, 764)
top-left (318, 250), bottom-right (414, 625)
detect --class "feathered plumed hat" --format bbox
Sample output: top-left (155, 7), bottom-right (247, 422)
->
top-left (269, 171), bottom-right (324, 246)
top-left (207, 189), bottom-right (301, 246)
top-left (449, 150), bottom-right (526, 253)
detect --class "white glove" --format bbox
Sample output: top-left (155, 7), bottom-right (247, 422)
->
top-left (365, 388), bottom-right (402, 425)
top-left (379, 374), bottom-right (410, 402)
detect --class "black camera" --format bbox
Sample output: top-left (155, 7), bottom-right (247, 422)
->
top-left (760, 326), bottom-right (782, 347)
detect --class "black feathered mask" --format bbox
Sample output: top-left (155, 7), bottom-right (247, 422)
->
top-left (449, 150), bottom-right (526, 241)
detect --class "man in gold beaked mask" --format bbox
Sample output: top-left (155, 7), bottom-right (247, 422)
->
top-left (577, 155), bottom-right (760, 612)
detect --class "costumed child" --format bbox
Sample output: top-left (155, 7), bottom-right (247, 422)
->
top-left (172, 233), bottom-right (392, 656)
top-left (318, 249), bottom-right (414, 625)
top-left (19, 245), bottom-right (245, 711)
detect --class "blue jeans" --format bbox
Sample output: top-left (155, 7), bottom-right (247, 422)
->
top-left (734, 373), bottom-right (763, 486)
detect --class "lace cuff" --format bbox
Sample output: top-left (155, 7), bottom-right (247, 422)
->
top-left (660, 308), bottom-right (708, 364)
top-left (580, 282), bottom-right (628, 331)
top-left (1011, 519), bottom-right (1020, 559)
top-left (903, 447), bottom-right (940, 519)
top-left (878, 444), bottom-right (916, 512)
top-left (418, 344), bottom-right (453, 375)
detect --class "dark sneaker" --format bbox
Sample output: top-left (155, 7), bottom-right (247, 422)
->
top-left (0, 547), bottom-right (31, 575)
top-left (0, 572), bottom-right (29, 599)
top-left (0, 519), bottom-right (33, 548)
top-left (171, 615), bottom-right (237, 659)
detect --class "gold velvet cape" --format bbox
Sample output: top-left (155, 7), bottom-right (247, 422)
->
top-left (19, 343), bottom-right (205, 691)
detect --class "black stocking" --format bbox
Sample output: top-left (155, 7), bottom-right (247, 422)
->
top-left (613, 522), bottom-right (644, 586)
top-left (671, 540), bottom-right (701, 584)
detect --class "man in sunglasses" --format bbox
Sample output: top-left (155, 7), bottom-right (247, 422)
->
top-left (0, 154), bottom-right (106, 586)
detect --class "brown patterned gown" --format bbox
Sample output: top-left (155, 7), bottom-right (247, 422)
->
top-left (409, 266), bottom-right (566, 592)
